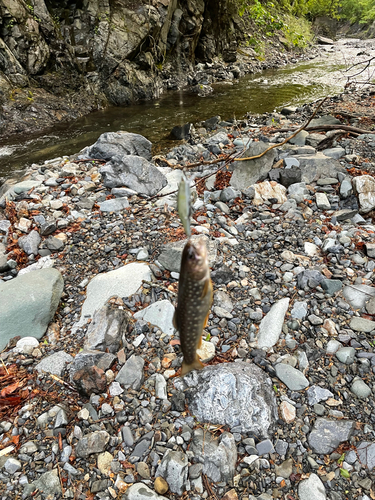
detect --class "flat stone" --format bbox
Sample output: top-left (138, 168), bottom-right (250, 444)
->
top-left (4, 458), bottom-right (21, 474)
top-left (134, 300), bottom-right (175, 336)
top-left (308, 418), bottom-right (355, 454)
top-left (35, 351), bottom-right (73, 376)
top-left (340, 179), bottom-right (353, 198)
top-left (256, 439), bottom-right (275, 455)
top-left (298, 473), bottom-right (326, 500)
top-left (257, 298), bottom-right (290, 349)
top-left (366, 243), bottom-right (375, 258)
top-left (275, 364), bottom-right (309, 391)
top-left (174, 362), bottom-right (277, 437)
top-left (84, 304), bottom-right (129, 354)
top-left (0, 269), bottom-right (64, 351)
top-left (275, 458), bottom-right (293, 479)
top-left (323, 147), bottom-right (345, 159)
top-left (289, 130), bottom-right (309, 146)
top-left (77, 263), bottom-right (152, 327)
top-left (293, 153), bottom-right (345, 184)
top-left (350, 317), bottom-right (375, 333)
top-left (98, 197), bottom-right (129, 212)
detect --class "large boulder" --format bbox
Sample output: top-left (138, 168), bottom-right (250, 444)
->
top-left (230, 142), bottom-right (276, 189)
top-left (174, 361), bottom-right (277, 437)
top-left (83, 132), bottom-right (152, 161)
top-left (100, 156), bottom-right (167, 196)
top-left (293, 153), bottom-right (346, 184)
top-left (0, 268), bottom-right (64, 350)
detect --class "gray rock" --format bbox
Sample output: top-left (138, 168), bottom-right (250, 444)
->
top-left (45, 236), bottom-right (64, 252)
top-left (4, 458), bottom-right (21, 474)
top-left (84, 304), bottom-right (129, 353)
top-left (155, 450), bottom-right (188, 495)
top-left (214, 291), bottom-right (233, 312)
top-left (357, 442), bottom-right (375, 470)
top-left (336, 347), bottom-right (356, 364)
top-left (291, 301), bottom-right (308, 320)
top-left (308, 418), bottom-right (355, 454)
top-left (220, 187), bottom-right (240, 202)
top-left (351, 378), bottom-right (372, 398)
top-left (290, 130), bottom-right (309, 146)
top-left (100, 156), bottom-right (167, 196)
top-left (77, 263), bottom-right (151, 327)
top-left (275, 364), bottom-right (309, 391)
top-left (98, 197), bottom-right (130, 212)
top-left (0, 268), bottom-right (64, 351)
top-left (323, 147), bottom-right (345, 159)
top-left (321, 279), bottom-right (343, 295)
top-left (293, 153), bottom-right (345, 184)
top-left (171, 122), bottom-right (194, 140)
top-left (116, 355), bottom-right (144, 390)
top-left (0, 253), bottom-right (9, 272)
top-left (18, 230), bottom-right (41, 255)
top-left (298, 473), bottom-right (326, 500)
top-left (315, 192), bottom-right (331, 210)
top-left (275, 458), bottom-right (293, 478)
top-left (257, 298), bottom-right (289, 349)
top-left (157, 235), bottom-right (217, 273)
top-left (76, 431), bottom-right (110, 458)
top-left (230, 142), bottom-right (276, 189)
top-left (84, 131), bottom-right (152, 161)
top-left (32, 470), bottom-right (61, 496)
top-left (174, 362), bottom-right (277, 437)
top-left (297, 270), bottom-right (324, 289)
top-left (121, 426), bottom-right (134, 447)
top-left (350, 317), bottom-right (375, 333)
top-left (279, 168), bottom-right (302, 187)
top-left (123, 483), bottom-right (168, 500)
top-left (134, 300), bottom-right (175, 336)
top-left (215, 201), bottom-right (230, 214)
top-left (366, 243), bottom-right (375, 258)
top-left (189, 428), bottom-right (237, 483)
top-left (153, 374), bottom-right (167, 400)
top-left (343, 285), bottom-right (375, 310)
top-left (307, 386), bottom-right (334, 405)
top-left (35, 351), bottom-right (73, 376)
top-left (256, 439), bottom-right (275, 455)
top-left (288, 182), bottom-right (309, 203)
top-left (340, 178), bottom-right (353, 198)
top-left (69, 350), bottom-right (116, 377)
top-left (334, 208), bottom-right (358, 221)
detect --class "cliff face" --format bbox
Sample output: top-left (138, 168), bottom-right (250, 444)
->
top-left (0, 0), bottom-right (241, 137)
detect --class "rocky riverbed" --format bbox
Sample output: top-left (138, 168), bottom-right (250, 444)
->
top-left (1, 87), bottom-right (375, 500)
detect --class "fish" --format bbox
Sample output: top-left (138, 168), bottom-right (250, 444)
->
top-left (177, 172), bottom-right (192, 238)
top-left (173, 239), bottom-right (213, 376)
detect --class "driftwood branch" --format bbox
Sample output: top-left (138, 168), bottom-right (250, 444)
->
top-left (273, 124), bottom-right (371, 135)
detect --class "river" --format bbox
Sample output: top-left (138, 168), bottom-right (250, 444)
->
top-left (1, 38), bottom-right (374, 184)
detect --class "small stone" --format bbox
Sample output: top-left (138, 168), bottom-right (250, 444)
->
top-left (275, 364), bottom-right (309, 391)
top-left (315, 192), bottom-right (331, 210)
top-left (298, 473), bottom-right (326, 500)
top-left (308, 418), bottom-right (355, 454)
top-left (279, 401), bottom-right (296, 423)
top-left (4, 458), bottom-right (21, 474)
top-left (335, 347), bottom-right (355, 364)
top-left (351, 378), bottom-right (372, 398)
top-left (154, 476), bottom-right (169, 495)
top-left (350, 317), bottom-right (375, 333)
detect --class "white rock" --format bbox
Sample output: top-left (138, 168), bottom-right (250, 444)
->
top-left (304, 242), bottom-right (319, 257)
top-left (14, 337), bottom-right (39, 354)
top-left (197, 339), bottom-right (215, 362)
top-left (257, 298), bottom-right (290, 349)
top-left (252, 181), bottom-right (287, 206)
top-left (76, 263), bottom-right (152, 327)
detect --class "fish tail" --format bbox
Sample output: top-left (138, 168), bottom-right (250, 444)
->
top-left (181, 356), bottom-right (205, 376)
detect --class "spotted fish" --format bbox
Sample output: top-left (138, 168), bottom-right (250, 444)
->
top-left (177, 172), bottom-right (192, 238)
top-left (173, 239), bottom-right (213, 376)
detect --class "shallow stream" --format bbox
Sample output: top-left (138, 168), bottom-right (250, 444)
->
top-left (1, 38), bottom-right (374, 183)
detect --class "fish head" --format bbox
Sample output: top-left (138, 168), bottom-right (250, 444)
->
top-left (182, 240), bottom-right (209, 280)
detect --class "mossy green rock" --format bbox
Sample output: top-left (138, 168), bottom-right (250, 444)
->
top-left (0, 268), bottom-right (64, 350)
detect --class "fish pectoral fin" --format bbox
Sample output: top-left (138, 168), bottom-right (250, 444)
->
top-left (201, 278), bottom-right (212, 299)
top-left (181, 357), bottom-right (205, 376)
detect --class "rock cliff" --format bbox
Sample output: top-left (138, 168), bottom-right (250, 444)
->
top-left (0, 0), bottom-right (241, 137)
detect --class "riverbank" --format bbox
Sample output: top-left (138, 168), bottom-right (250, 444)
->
top-left (1, 87), bottom-right (375, 499)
